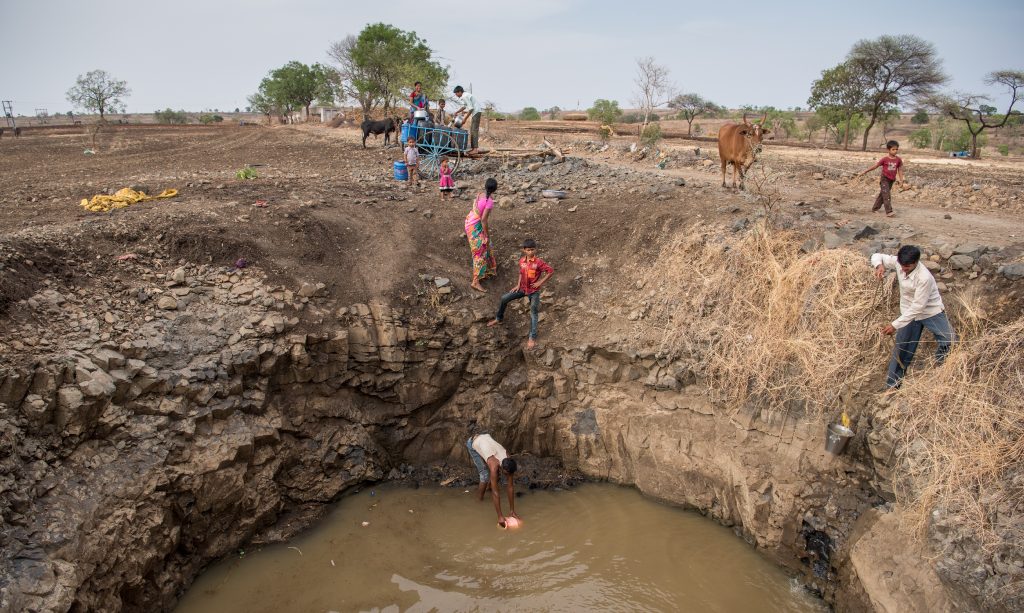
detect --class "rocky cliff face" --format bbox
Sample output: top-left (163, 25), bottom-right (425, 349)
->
top-left (0, 263), bottom-right (979, 612)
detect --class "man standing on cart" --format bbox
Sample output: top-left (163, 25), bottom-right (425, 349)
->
top-left (453, 85), bottom-right (481, 152)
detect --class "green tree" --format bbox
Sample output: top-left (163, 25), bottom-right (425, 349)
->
top-left (807, 61), bottom-right (869, 149)
top-left (258, 61), bottom-right (334, 121)
top-left (909, 127), bottom-right (932, 148)
top-left (544, 106), bottom-right (561, 119)
top-left (668, 93), bottom-right (722, 136)
top-left (327, 23), bottom-right (448, 116)
top-left (880, 106), bottom-right (902, 140)
top-left (66, 69), bottom-right (130, 120)
top-left (587, 99), bottom-right (623, 124)
top-left (930, 69), bottom-right (1024, 158)
top-left (911, 108), bottom-right (930, 124)
top-left (760, 107), bottom-right (798, 140)
top-left (520, 107), bottom-right (541, 121)
top-left (803, 114), bottom-right (824, 142)
top-left (154, 108), bottom-right (188, 124)
top-left (640, 123), bottom-right (661, 146)
top-left (847, 34), bottom-right (948, 150)
top-left (247, 90), bottom-right (279, 122)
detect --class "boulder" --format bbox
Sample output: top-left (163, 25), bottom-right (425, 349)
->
top-left (157, 296), bottom-right (178, 310)
top-left (948, 255), bottom-right (974, 271)
top-left (851, 224), bottom-right (879, 240)
top-left (823, 232), bottom-right (845, 249)
top-left (953, 243), bottom-right (986, 259)
top-left (998, 262), bottom-right (1024, 280)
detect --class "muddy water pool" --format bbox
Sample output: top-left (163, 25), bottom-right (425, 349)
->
top-left (175, 483), bottom-right (823, 612)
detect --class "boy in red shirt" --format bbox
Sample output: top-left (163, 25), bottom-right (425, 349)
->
top-left (857, 139), bottom-right (905, 217)
top-left (487, 238), bottom-right (553, 349)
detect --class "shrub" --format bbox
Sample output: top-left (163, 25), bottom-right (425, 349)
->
top-left (909, 127), bottom-right (932, 149)
top-left (587, 99), bottom-right (623, 125)
top-left (692, 123), bottom-right (703, 136)
top-left (640, 123), bottom-right (662, 146)
top-left (621, 113), bottom-right (641, 124)
top-left (998, 144), bottom-right (1009, 156)
top-left (154, 108), bottom-right (188, 124)
top-left (235, 166), bottom-right (258, 180)
top-left (943, 126), bottom-right (987, 152)
top-left (519, 107), bottom-right (541, 121)
top-left (911, 109), bottom-right (930, 124)
top-left (198, 113), bottom-right (224, 124)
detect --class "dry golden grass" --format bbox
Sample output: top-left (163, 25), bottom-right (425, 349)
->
top-left (641, 224), bottom-right (894, 418)
top-left (889, 316), bottom-right (1024, 552)
top-left (641, 224), bottom-right (1021, 603)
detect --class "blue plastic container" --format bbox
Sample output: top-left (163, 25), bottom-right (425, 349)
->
top-left (400, 122), bottom-right (417, 143)
top-left (393, 161), bottom-right (408, 181)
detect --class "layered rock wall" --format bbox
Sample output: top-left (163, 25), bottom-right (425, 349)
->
top-left (0, 271), bottom-right (971, 611)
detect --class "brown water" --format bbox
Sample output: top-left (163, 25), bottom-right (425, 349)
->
top-left (175, 483), bottom-right (824, 613)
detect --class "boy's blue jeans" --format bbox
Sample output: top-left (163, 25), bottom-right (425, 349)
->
top-left (495, 290), bottom-right (541, 339)
top-left (886, 311), bottom-right (955, 388)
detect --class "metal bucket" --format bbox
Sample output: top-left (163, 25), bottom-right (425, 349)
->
top-left (825, 423), bottom-right (855, 455)
top-left (413, 109), bottom-right (429, 120)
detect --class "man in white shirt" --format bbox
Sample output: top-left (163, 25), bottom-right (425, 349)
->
top-left (466, 433), bottom-right (520, 527)
top-left (452, 85), bottom-right (481, 151)
top-left (871, 245), bottom-right (955, 388)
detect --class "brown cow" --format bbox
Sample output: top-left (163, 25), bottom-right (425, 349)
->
top-left (717, 112), bottom-right (770, 190)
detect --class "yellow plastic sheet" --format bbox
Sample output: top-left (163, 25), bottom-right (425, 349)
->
top-left (80, 188), bottom-right (179, 213)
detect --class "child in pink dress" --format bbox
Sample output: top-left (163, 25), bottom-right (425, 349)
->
top-left (439, 158), bottom-right (455, 200)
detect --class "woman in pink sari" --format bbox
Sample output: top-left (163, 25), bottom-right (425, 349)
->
top-left (465, 178), bottom-right (498, 292)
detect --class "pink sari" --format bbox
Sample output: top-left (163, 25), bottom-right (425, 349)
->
top-left (465, 195), bottom-right (496, 279)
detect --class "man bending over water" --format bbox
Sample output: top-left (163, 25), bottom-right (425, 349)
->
top-left (466, 433), bottom-right (520, 527)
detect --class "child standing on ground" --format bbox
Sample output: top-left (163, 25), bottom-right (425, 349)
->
top-left (857, 140), bottom-right (905, 217)
top-left (404, 137), bottom-right (419, 186)
top-left (439, 158), bottom-right (454, 200)
top-left (487, 238), bottom-right (554, 349)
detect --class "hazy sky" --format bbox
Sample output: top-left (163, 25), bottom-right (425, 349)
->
top-left (2, 0), bottom-right (1022, 116)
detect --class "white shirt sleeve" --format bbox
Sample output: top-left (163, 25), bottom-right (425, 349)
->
top-left (870, 253), bottom-right (898, 270)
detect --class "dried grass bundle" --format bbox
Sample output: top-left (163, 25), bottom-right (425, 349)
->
top-left (642, 223), bottom-right (893, 417)
top-left (890, 316), bottom-right (1024, 551)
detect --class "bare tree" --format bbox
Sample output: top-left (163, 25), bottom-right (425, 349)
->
top-left (668, 93), bottom-right (722, 136)
top-left (847, 34), bottom-right (947, 151)
top-left (631, 57), bottom-right (675, 136)
top-left (931, 70), bottom-right (1024, 158)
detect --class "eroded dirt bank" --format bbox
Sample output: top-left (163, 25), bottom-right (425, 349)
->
top-left (1, 125), bottom-right (1022, 612)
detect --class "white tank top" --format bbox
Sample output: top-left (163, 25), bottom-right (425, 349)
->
top-left (471, 434), bottom-right (507, 462)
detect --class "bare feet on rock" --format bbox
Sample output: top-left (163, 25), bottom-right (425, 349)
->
top-left (487, 319), bottom-right (501, 327)
top-left (471, 282), bottom-right (487, 293)
top-left (527, 338), bottom-right (537, 349)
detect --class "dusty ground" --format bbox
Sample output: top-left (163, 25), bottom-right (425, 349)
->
top-left (2, 121), bottom-right (1023, 351)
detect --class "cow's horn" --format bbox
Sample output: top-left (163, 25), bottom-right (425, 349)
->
top-left (760, 112), bottom-right (768, 125)
top-left (742, 112), bottom-right (749, 125)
